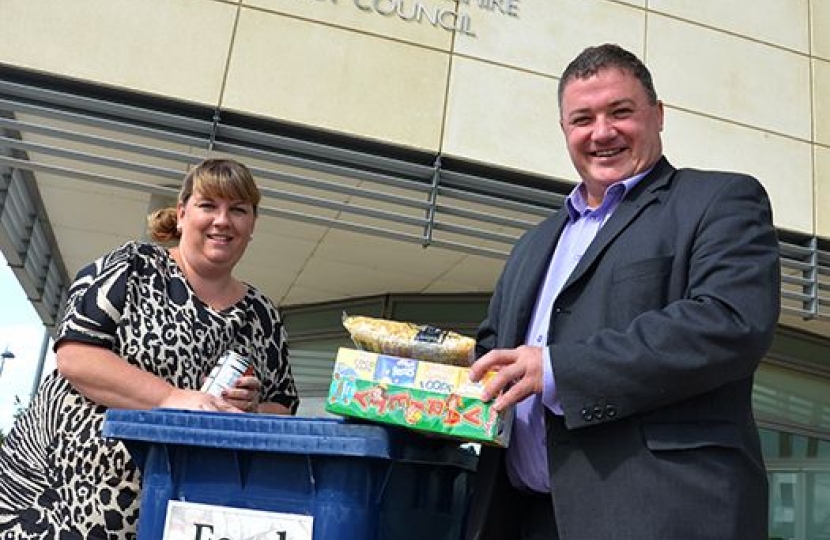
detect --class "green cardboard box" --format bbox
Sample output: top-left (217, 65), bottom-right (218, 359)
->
top-left (325, 347), bottom-right (512, 446)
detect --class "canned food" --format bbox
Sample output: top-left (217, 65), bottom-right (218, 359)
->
top-left (200, 351), bottom-right (253, 397)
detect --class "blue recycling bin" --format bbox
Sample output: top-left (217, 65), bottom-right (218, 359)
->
top-left (102, 409), bottom-right (476, 540)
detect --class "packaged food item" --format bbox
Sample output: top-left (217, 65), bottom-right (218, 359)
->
top-left (342, 314), bottom-right (475, 366)
top-left (201, 351), bottom-right (253, 397)
top-left (326, 348), bottom-right (512, 447)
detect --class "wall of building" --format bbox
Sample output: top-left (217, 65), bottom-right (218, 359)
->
top-left (3, 4), bottom-right (830, 534)
top-left (1, 0), bottom-right (828, 238)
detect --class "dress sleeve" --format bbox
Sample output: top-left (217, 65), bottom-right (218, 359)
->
top-left (54, 242), bottom-right (138, 351)
top-left (247, 292), bottom-right (300, 414)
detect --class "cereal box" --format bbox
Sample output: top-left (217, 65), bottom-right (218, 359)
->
top-left (326, 348), bottom-right (512, 447)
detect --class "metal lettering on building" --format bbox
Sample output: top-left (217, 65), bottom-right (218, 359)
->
top-left (301, 0), bottom-right (521, 38)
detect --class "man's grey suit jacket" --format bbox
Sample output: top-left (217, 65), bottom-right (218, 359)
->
top-left (466, 157), bottom-right (781, 540)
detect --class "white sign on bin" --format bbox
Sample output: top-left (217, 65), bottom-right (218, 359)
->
top-left (162, 500), bottom-right (313, 540)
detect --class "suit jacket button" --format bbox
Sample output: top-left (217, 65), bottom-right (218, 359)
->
top-left (606, 405), bottom-right (617, 418)
top-left (593, 406), bottom-right (604, 420)
top-left (581, 407), bottom-right (593, 421)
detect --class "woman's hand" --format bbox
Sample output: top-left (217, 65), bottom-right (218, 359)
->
top-left (159, 387), bottom-right (242, 412)
top-left (221, 375), bottom-right (262, 413)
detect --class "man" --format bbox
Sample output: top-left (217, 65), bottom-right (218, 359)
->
top-left (466, 43), bottom-right (780, 540)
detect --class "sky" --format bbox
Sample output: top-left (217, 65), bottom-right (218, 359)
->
top-left (0, 252), bottom-right (56, 434)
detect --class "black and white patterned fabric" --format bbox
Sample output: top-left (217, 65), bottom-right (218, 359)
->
top-left (0, 241), bottom-right (298, 539)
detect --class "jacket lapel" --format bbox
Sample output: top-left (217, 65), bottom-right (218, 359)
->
top-left (560, 158), bottom-right (676, 292)
top-left (510, 210), bottom-right (569, 338)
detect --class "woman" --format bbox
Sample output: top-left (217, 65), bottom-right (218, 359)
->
top-left (0, 158), bottom-right (299, 539)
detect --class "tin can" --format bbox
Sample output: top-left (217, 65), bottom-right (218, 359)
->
top-left (201, 351), bottom-right (253, 397)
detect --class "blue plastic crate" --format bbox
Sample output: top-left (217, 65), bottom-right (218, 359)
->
top-left (103, 409), bottom-right (476, 540)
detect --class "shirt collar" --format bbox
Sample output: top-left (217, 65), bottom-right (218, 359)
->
top-left (565, 166), bottom-right (655, 221)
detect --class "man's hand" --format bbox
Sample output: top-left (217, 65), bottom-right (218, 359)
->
top-left (469, 345), bottom-right (544, 411)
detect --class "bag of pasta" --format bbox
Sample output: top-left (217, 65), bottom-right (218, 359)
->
top-left (342, 313), bottom-right (475, 366)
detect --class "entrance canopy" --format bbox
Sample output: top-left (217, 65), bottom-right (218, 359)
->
top-left (0, 66), bottom-right (828, 337)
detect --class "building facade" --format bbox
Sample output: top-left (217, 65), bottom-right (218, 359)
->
top-left (1, 1), bottom-right (829, 538)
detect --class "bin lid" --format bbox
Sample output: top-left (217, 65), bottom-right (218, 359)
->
top-left (103, 408), bottom-right (394, 459)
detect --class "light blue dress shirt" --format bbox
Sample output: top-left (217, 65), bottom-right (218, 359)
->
top-left (505, 171), bottom-right (649, 493)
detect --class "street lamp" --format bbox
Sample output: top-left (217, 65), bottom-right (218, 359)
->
top-left (0, 347), bottom-right (15, 379)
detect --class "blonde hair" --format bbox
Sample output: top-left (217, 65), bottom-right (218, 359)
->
top-left (147, 158), bottom-right (261, 242)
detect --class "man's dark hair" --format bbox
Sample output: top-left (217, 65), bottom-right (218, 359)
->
top-left (558, 43), bottom-right (658, 107)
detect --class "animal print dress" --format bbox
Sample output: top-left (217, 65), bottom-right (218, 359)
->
top-left (0, 241), bottom-right (299, 540)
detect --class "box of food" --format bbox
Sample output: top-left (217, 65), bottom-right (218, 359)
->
top-left (326, 348), bottom-right (512, 447)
